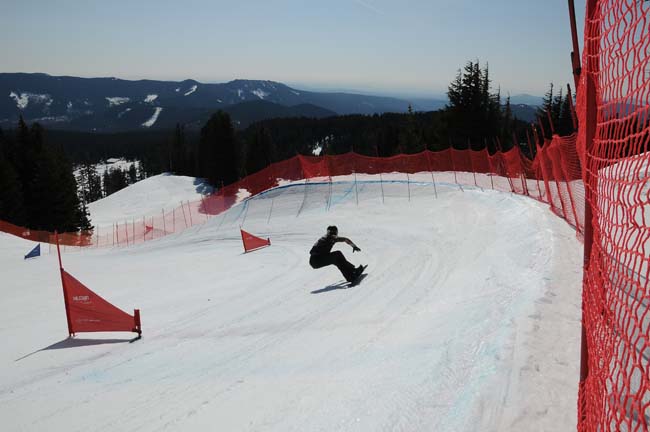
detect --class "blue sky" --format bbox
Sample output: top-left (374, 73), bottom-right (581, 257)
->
top-left (1, 0), bottom-right (585, 98)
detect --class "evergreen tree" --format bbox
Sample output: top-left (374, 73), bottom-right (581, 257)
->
top-left (558, 90), bottom-right (575, 135)
top-left (28, 136), bottom-right (91, 232)
top-left (199, 111), bottom-right (239, 186)
top-left (170, 124), bottom-right (186, 174)
top-left (446, 60), bottom-right (503, 150)
top-left (538, 83), bottom-right (555, 139)
top-left (128, 163), bottom-right (138, 184)
top-left (399, 104), bottom-right (423, 153)
top-left (243, 125), bottom-right (275, 176)
top-left (537, 83), bottom-right (575, 138)
top-left (501, 94), bottom-right (513, 147)
top-left (0, 147), bottom-right (25, 225)
top-left (78, 162), bottom-right (104, 202)
top-left (88, 164), bottom-right (103, 201)
top-left (77, 201), bottom-right (93, 232)
top-left (137, 159), bottom-right (148, 181)
top-left (103, 167), bottom-right (129, 196)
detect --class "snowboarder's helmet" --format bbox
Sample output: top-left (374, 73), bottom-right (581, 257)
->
top-left (327, 225), bottom-right (338, 236)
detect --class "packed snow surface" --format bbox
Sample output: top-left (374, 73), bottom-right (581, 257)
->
top-left (144, 94), bottom-right (158, 103)
top-left (184, 85), bottom-right (197, 96)
top-left (141, 107), bottom-right (163, 127)
top-left (87, 173), bottom-right (212, 228)
top-left (0, 177), bottom-right (582, 431)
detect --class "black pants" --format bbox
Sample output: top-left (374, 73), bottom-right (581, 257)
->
top-left (310, 251), bottom-right (356, 282)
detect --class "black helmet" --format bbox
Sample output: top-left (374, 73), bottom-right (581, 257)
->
top-left (327, 225), bottom-right (338, 236)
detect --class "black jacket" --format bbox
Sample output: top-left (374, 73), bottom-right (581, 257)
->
top-left (310, 235), bottom-right (337, 256)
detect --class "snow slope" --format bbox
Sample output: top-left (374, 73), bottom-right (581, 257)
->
top-left (0, 179), bottom-right (582, 431)
top-left (87, 173), bottom-right (213, 229)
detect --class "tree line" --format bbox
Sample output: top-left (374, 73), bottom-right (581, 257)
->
top-left (164, 60), bottom-right (533, 184)
top-left (76, 160), bottom-right (143, 205)
top-left (0, 117), bottom-right (91, 232)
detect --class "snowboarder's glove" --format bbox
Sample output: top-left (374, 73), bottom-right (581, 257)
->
top-left (353, 246), bottom-right (361, 252)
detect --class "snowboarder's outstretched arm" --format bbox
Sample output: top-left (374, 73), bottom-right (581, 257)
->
top-left (335, 236), bottom-right (361, 252)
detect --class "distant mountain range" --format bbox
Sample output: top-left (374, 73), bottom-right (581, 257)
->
top-left (0, 73), bottom-right (446, 132)
top-left (509, 94), bottom-right (544, 106)
top-left (0, 73), bottom-right (541, 132)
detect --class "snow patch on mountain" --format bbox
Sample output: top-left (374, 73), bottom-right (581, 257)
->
top-left (144, 94), bottom-right (158, 103)
top-left (184, 85), bottom-right (197, 96)
top-left (251, 89), bottom-right (269, 99)
top-left (237, 89), bottom-right (244, 99)
top-left (9, 92), bottom-right (52, 110)
top-left (175, 88), bottom-right (180, 92)
top-left (291, 90), bottom-right (301, 96)
top-left (141, 107), bottom-right (163, 127)
top-left (106, 97), bottom-right (130, 107)
top-left (118, 108), bottom-right (132, 118)
top-left (31, 115), bottom-right (68, 123)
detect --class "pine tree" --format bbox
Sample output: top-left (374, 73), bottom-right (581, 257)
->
top-left (76, 163), bottom-right (89, 204)
top-left (28, 137), bottom-right (90, 232)
top-left (76, 163), bottom-right (102, 207)
top-left (128, 163), bottom-right (138, 184)
top-left (137, 160), bottom-right (147, 181)
top-left (538, 83), bottom-right (555, 139)
top-left (501, 94), bottom-right (513, 147)
top-left (199, 111), bottom-right (239, 186)
top-left (244, 125), bottom-right (275, 176)
top-left (558, 92), bottom-right (575, 135)
top-left (0, 147), bottom-right (25, 225)
top-left (399, 104), bottom-right (423, 153)
top-left (446, 60), bottom-right (503, 149)
top-left (170, 124), bottom-right (186, 174)
top-left (89, 165), bottom-right (103, 201)
top-left (102, 170), bottom-right (110, 197)
top-left (103, 167), bottom-right (128, 196)
top-left (77, 201), bottom-right (93, 232)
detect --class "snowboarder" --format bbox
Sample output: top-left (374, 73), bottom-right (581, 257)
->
top-left (309, 225), bottom-right (365, 283)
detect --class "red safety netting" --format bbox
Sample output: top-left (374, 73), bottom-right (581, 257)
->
top-left (1, 144), bottom-right (588, 248)
top-left (576, 1), bottom-right (650, 431)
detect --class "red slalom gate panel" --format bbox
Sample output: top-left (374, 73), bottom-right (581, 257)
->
top-left (61, 270), bottom-right (142, 336)
top-left (55, 232), bottom-right (141, 337)
top-left (240, 229), bottom-right (270, 253)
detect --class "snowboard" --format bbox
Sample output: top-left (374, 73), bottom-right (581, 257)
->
top-left (348, 265), bottom-right (368, 286)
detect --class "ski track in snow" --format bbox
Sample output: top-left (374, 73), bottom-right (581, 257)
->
top-left (183, 85), bottom-right (197, 96)
top-left (141, 107), bottom-right (163, 127)
top-left (0, 180), bottom-right (582, 431)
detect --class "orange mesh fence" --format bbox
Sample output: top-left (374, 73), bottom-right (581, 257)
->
top-left (1, 144), bottom-right (587, 248)
top-left (576, 0), bottom-right (650, 430)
